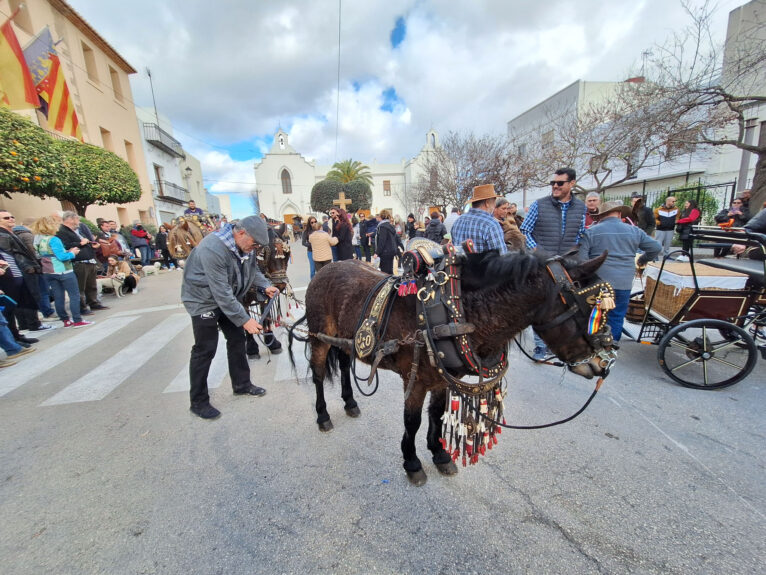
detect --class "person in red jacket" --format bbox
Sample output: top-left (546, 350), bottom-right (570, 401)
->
top-left (675, 199), bottom-right (701, 255)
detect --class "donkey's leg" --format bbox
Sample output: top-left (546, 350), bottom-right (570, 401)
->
top-left (338, 350), bottom-right (360, 418)
top-left (427, 388), bottom-right (458, 476)
top-left (310, 339), bottom-right (333, 432)
top-left (401, 383), bottom-right (428, 486)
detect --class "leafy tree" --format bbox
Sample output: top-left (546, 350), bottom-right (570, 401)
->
top-left (49, 139), bottom-right (142, 216)
top-left (310, 178), bottom-right (372, 214)
top-left (643, 0), bottom-right (766, 210)
top-left (325, 159), bottom-right (373, 186)
top-left (0, 108), bottom-right (59, 199)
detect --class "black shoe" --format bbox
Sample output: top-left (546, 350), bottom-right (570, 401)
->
top-left (190, 404), bottom-right (221, 419)
top-left (247, 350), bottom-right (261, 359)
top-left (246, 341), bottom-right (260, 358)
top-left (234, 384), bottom-right (266, 397)
top-left (90, 304), bottom-right (110, 310)
top-left (15, 340), bottom-right (31, 348)
top-left (266, 339), bottom-right (282, 353)
top-left (16, 335), bottom-right (39, 344)
top-left (81, 309), bottom-right (95, 316)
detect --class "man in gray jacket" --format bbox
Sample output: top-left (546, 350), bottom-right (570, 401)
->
top-left (578, 201), bottom-right (660, 343)
top-left (182, 216), bottom-right (278, 419)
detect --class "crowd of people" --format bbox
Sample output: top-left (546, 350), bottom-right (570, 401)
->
top-left (0, 206), bottom-right (190, 368)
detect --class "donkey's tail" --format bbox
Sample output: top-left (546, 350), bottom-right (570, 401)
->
top-left (286, 313), bottom-right (308, 371)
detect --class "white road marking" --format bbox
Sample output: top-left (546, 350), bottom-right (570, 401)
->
top-left (41, 314), bottom-right (190, 406)
top-left (0, 316), bottom-right (140, 398)
top-left (111, 303), bottom-right (184, 317)
top-left (163, 338), bottom-right (228, 393)
top-left (273, 343), bottom-right (309, 383)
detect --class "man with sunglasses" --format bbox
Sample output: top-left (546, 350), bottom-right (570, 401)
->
top-left (182, 215), bottom-right (279, 419)
top-left (519, 168), bottom-right (587, 360)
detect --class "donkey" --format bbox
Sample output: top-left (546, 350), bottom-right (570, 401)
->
top-left (293, 250), bottom-right (610, 485)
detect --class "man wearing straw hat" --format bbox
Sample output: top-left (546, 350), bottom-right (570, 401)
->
top-left (578, 200), bottom-right (660, 343)
top-left (451, 184), bottom-right (507, 255)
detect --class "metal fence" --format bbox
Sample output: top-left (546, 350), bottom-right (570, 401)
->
top-left (604, 180), bottom-right (738, 225)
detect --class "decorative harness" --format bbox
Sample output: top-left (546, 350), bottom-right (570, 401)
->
top-left (308, 240), bottom-right (619, 467)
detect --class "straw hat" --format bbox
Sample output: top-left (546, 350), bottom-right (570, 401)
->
top-left (468, 184), bottom-right (501, 204)
top-left (592, 200), bottom-right (632, 220)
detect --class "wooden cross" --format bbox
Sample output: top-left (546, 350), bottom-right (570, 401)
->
top-left (333, 191), bottom-right (353, 211)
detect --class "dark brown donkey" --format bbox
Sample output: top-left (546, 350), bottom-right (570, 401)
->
top-left (293, 250), bottom-right (609, 485)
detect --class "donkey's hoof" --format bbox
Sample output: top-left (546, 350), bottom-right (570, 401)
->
top-left (344, 405), bottom-right (361, 418)
top-left (318, 419), bottom-right (334, 432)
top-left (435, 460), bottom-right (458, 476)
top-left (406, 469), bottom-right (428, 486)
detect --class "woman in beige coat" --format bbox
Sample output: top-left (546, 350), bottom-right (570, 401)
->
top-left (308, 222), bottom-right (338, 273)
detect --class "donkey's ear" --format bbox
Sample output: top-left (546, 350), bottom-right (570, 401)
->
top-left (568, 251), bottom-right (607, 282)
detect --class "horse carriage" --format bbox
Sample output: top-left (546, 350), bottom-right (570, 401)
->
top-left (289, 239), bottom-right (619, 485)
top-left (625, 227), bottom-right (766, 389)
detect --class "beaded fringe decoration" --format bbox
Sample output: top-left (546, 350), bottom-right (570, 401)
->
top-left (440, 386), bottom-right (505, 466)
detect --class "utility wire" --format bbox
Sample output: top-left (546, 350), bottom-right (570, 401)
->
top-left (334, 0), bottom-right (341, 163)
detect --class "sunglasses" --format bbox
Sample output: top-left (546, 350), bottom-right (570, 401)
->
top-left (550, 180), bottom-right (570, 187)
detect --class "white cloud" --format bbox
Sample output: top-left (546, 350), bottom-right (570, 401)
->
top-left (69, 0), bottom-right (734, 170)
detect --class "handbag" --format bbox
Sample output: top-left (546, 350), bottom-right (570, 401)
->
top-left (40, 256), bottom-right (54, 274)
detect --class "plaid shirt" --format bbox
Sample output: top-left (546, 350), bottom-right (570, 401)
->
top-left (519, 198), bottom-right (586, 250)
top-left (213, 223), bottom-right (250, 263)
top-left (450, 209), bottom-right (507, 254)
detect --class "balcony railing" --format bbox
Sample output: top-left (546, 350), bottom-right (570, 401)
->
top-left (153, 180), bottom-right (190, 204)
top-left (143, 123), bottom-right (185, 158)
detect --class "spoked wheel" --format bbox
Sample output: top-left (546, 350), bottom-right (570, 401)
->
top-left (658, 319), bottom-right (757, 389)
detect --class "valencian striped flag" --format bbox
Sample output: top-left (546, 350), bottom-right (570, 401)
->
top-left (22, 26), bottom-right (82, 140)
top-left (0, 19), bottom-right (40, 109)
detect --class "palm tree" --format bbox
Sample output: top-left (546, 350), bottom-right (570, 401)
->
top-left (325, 159), bottom-right (373, 187)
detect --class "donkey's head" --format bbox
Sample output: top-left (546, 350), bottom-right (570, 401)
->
top-left (461, 250), bottom-right (615, 380)
top-left (531, 253), bottom-right (616, 379)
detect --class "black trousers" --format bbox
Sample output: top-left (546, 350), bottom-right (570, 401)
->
top-left (189, 309), bottom-right (251, 407)
top-left (161, 248), bottom-right (177, 268)
top-left (379, 254), bottom-right (394, 274)
top-left (73, 262), bottom-right (99, 308)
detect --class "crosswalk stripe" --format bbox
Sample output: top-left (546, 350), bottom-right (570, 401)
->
top-left (112, 303), bottom-right (184, 317)
top-left (163, 338), bottom-right (228, 394)
top-left (0, 316), bottom-right (140, 398)
top-left (41, 314), bottom-right (190, 406)
top-left (273, 338), bottom-right (310, 383)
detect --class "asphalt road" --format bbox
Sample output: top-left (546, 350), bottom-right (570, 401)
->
top-left (0, 243), bottom-right (763, 574)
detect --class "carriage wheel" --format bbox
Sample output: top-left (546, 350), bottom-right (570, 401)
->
top-left (658, 319), bottom-right (757, 389)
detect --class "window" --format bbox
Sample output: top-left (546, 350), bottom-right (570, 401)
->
top-left (154, 164), bottom-right (164, 196)
top-left (82, 42), bottom-right (98, 82)
top-left (517, 143), bottom-right (527, 157)
top-left (383, 180), bottom-right (391, 196)
top-left (109, 66), bottom-right (123, 102)
top-left (124, 140), bottom-right (136, 170)
top-left (541, 129), bottom-right (554, 149)
top-left (281, 169), bottom-right (292, 194)
top-left (99, 127), bottom-right (112, 151)
top-left (9, 0), bottom-right (33, 34)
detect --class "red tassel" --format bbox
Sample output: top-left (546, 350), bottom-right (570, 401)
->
top-left (480, 445), bottom-right (486, 456)
top-left (487, 441), bottom-right (493, 450)
top-left (439, 438), bottom-right (446, 450)
top-left (496, 426), bottom-right (502, 435)
top-left (492, 435), bottom-right (498, 445)
top-left (452, 449), bottom-right (459, 462)
top-left (408, 281), bottom-right (417, 295)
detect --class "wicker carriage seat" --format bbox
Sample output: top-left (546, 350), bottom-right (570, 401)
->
top-left (697, 258), bottom-right (764, 287)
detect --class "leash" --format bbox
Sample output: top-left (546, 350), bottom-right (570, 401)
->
top-left (457, 376), bottom-right (606, 430)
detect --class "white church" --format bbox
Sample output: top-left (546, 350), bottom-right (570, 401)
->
top-left (254, 129), bottom-right (440, 223)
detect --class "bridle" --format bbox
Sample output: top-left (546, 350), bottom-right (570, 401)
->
top-left (532, 257), bottom-right (618, 376)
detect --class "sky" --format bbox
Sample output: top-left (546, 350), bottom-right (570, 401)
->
top-left (66, 0), bottom-right (742, 218)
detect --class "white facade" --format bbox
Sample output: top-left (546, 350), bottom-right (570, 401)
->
top-left (136, 107), bottom-right (196, 225)
top-left (254, 129), bottom-right (439, 221)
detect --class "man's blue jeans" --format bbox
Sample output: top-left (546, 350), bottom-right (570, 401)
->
top-left (137, 245), bottom-right (152, 266)
top-left (0, 312), bottom-right (22, 355)
top-left (607, 289), bottom-right (631, 342)
top-left (47, 272), bottom-right (82, 323)
top-left (307, 250), bottom-right (316, 279)
top-left (37, 274), bottom-right (54, 316)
